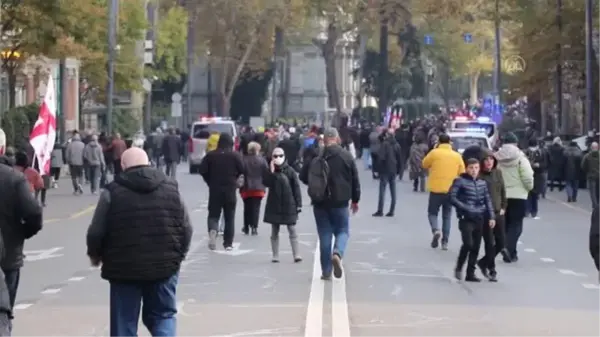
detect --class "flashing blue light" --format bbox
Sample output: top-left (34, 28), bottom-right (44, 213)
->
top-left (477, 117), bottom-right (491, 122)
top-left (463, 33), bottom-right (472, 43)
top-left (424, 35), bottom-right (433, 45)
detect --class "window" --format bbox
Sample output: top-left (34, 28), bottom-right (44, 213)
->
top-left (452, 137), bottom-right (488, 151)
top-left (192, 123), bottom-right (234, 139)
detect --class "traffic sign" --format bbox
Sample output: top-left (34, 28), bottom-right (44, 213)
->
top-left (463, 33), bottom-right (472, 43)
top-left (171, 102), bottom-right (182, 117)
top-left (171, 92), bottom-right (182, 102)
top-left (424, 35), bottom-right (433, 45)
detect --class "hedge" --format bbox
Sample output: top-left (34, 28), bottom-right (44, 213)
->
top-left (1, 104), bottom-right (40, 151)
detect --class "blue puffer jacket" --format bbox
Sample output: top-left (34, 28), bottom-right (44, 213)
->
top-left (449, 173), bottom-right (494, 221)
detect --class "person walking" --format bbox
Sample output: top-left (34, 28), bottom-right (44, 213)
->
top-left (86, 147), bottom-right (193, 337)
top-left (563, 140), bottom-right (583, 202)
top-left (422, 133), bottom-right (465, 250)
top-left (369, 127), bottom-right (381, 179)
top-left (14, 152), bottom-right (44, 194)
top-left (300, 128), bottom-right (360, 280)
top-left (372, 129), bottom-right (402, 217)
top-left (264, 147), bottom-right (303, 263)
top-left (110, 133), bottom-right (127, 176)
top-left (524, 139), bottom-right (547, 219)
top-left (65, 133), bottom-right (85, 194)
top-left (581, 142), bottom-right (599, 208)
top-left (495, 132), bottom-right (534, 263)
top-left (50, 143), bottom-right (64, 188)
top-left (450, 158), bottom-right (495, 282)
top-left (240, 142), bottom-right (268, 236)
top-left (162, 127), bottom-right (182, 178)
top-left (408, 134), bottom-right (428, 192)
top-left (199, 133), bottom-right (245, 250)
top-left (82, 135), bottom-right (106, 195)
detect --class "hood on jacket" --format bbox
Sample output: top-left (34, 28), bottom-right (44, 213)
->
top-left (88, 140), bottom-right (99, 147)
top-left (0, 155), bottom-right (13, 167)
top-left (323, 143), bottom-right (344, 157)
top-left (480, 148), bottom-right (498, 170)
top-left (114, 166), bottom-right (167, 193)
top-left (217, 133), bottom-right (234, 149)
top-left (494, 143), bottom-right (524, 167)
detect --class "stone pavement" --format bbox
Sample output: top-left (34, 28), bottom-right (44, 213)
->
top-left (12, 164), bottom-right (600, 336)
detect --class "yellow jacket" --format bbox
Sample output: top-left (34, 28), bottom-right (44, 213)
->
top-left (206, 133), bottom-right (220, 152)
top-left (422, 143), bottom-right (465, 193)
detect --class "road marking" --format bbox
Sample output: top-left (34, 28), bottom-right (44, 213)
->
top-left (68, 205), bottom-right (96, 219)
top-left (41, 288), bottom-right (61, 295)
top-left (24, 247), bottom-right (64, 261)
top-left (351, 269), bottom-right (447, 279)
top-left (304, 242), bottom-right (324, 337)
top-left (523, 248), bottom-right (536, 253)
top-left (212, 242), bottom-right (253, 256)
top-left (391, 284), bottom-right (403, 297)
top-left (546, 195), bottom-right (592, 214)
top-left (540, 257), bottom-right (555, 263)
top-left (558, 269), bottom-right (587, 277)
top-left (14, 303), bottom-right (33, 310)
top-left (581, 283), bottom-right (600, 290)
top-left (332, 271), bottom-right (350, 337)
top-left (376, 251), bottom-right (387, 259)
top-left (68, 276), bottom-right (86, 282)
top-left (517, 241), bottom-right (523, 245)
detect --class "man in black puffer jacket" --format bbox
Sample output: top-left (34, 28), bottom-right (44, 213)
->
top-left (86, 147), bottom-right (192, 337)
top-left (590, 206), bottom-right (599, 273)
top-left (449, 158), bottom-right (495, 282)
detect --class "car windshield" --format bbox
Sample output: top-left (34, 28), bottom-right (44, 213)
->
top-left (192, 123), bottom-right (233, 139)
top-left (452, 136), bottom-right (488, 150)
top-left (453, 122), bottom-right (495, 138)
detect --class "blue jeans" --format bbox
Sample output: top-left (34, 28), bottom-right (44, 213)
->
top-left (313, 207), bottom-right (350, 276)
top-left (377, 174), bottom-right (397, 213)
top-left (526, 191), bottom-right (539, 217)
top-left (362, 148), bottom-right (371, 169)
top-left (565, 180), bottom-right (579, 200)
top-left (109, 273), bottom-right (178, 337)
top-left (427, 192), bottom-right (452, 243)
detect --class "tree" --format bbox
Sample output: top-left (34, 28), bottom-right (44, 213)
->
top-left (153, 4), bottom-right (187, 84)
top-left (191, 0), bottom-right (305, 116)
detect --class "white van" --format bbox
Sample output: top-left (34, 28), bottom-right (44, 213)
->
top-left (188, 117), bottom-right (238, 173)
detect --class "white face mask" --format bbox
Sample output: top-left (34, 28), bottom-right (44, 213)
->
top-left (273, 156), bottom-right (285, 166)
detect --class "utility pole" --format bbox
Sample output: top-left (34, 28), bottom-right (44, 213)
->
top-left (185, 5), bottom-right (194, 126)
top-left (271, 27), bottom-right (283, 122)
top-left (584, 0), bottom-right (594, 132)
top-left (492, 0), bottom-right (502, 108)
top-left (378, 7), bottom-right (389, 121)
top-left (143, 0), bottom-right (156, 134)
top-left (107, 0), bottom-right (118, 136)
top-left (556, 0), bottom-right (564, 133)
top-left (58, 59), bottom-right (66, 143)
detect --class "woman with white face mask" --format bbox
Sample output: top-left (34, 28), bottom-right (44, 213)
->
top-left (263, 147), bottom-right (303, 263)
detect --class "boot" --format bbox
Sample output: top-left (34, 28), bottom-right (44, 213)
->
top-left (289, 235), bottom-right (302, 263)
top-left (270, 236), bottom-right (280, 263)
top-left (208, 230), bottom-right (217, 251)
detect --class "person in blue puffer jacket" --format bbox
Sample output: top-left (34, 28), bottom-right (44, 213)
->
top-left (449, 157), bottom-right (495, 282)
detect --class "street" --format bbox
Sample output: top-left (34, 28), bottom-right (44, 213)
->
top-left (12, 164), bottom-right (600, 336)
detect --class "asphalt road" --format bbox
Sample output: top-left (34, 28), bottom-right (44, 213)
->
top-left (12, 163), bottom-right (599, 336)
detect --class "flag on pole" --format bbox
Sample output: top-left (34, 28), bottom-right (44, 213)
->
top-left (29, 74), bottom-right (57, 175)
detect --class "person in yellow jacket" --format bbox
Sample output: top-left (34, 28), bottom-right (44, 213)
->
top-left (206, 132), bottom-right (220, 152)
top-left (422, 134), bottom-right (465, 250)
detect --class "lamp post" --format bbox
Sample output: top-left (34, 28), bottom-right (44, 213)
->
top-left (424, 59), bottom-right (434, 116)
top-left (584, 0), bottom-right (594, 132)
top-left (206, 49), bottom-right (213, 116)
top-left (107, 0), bottom-right (118, 136)
top-left (492, 0), bottom-right (502, 107)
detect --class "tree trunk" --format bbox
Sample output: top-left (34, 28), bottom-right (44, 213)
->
top-left (469, 72), bottom-right (480, 106)
top-left (322, 22), bottom-right (342, 126)
top-left (223, 36), bottom-right (257, 117)
top-left (7, 69), bottom-right (16, 109)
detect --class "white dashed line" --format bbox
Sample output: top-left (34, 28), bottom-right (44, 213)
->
top-left (41, 288), bottom-right (61, 295)
top-left (523, 248), bottom-right (537, 253)
top-left (539, 257), bottom-right (555, 263)
top-left (14, 303), bottom-right (33, 310)
top-left (68, 276), bottom-right (85, 282)
top-left (581, 283), bottom-right (600, 290)
top-left (558, 269), bottom-right (587, 277)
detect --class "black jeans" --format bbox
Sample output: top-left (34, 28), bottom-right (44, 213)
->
top-left (456, 219), bottom-right (483, 274)
top-left (505, 198), bottom-right (526, 259)
top-left (35, 189), bottom-right (47, 204)
top-left (114, 159), bottom-right (122, 176)
top-left (243, 197), bottom-right (262, 230)
top-left (370, 153), bottom-right (379, 178)
top-left (481, 213), bottom-right (506, 272)
top-left (377, 173), bottom-right (397, 213)
top-left (4, 269), bottom-right (20, 319)
top-left (207, 190), bottom-right (237, 247)
top-left (50, 167), bottom-right (61, 181)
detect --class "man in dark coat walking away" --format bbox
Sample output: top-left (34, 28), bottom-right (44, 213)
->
top-left (563, 141), bottom-right (583, 202)
top-left (524, 139), bottom-right (548, 218)
top-left (373, 129), bottom-right (402, 217)
top-left (199, 133), bottom-right (245, 250)
top-left (0, 134), bottom-right (43, 332)
top-left (589, 206), bottom-right (599, 274)
top-left (86, 147), bottom-right (193, 337)
top-left (162, 127), bottom-right (182, 178)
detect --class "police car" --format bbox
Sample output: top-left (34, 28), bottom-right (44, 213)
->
top-left (188, 117), bottom-right (239, 174)
top-left (449, 116), bottom-right (498, 146)
top-left (447, 131), bottom-right (491, 154)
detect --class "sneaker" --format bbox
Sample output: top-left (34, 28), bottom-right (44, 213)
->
top-left (430, 231), bottom-right (441, 248)
top-left (332, 253), bottom-right (343, 278)
top-left (454, 270), bottom-right (462, 281)
top-left (320, 274), bottom-right (332, 281)
top-left (441, 242), bottom-right (448, 251)
top-left (251, 228), bottom-right (258, 236)
top-left (294, 256), bottom-right (303, 263)
top-left (465, 274), bottom-right (481, 282)
top-left (225, 246), bottom-right (233, 251)
top-left (477, 259), bottom-right (490, 280)
top-left (372, 211), bottom-right (383, 217)
top-left (488, 270), bottom-right (498, 282)
top-left (242, 226), bottom-right (249, 235)
top-left (271, 257), bottom-right (280, 263)
top-left (501, 249), bottom-right (512, 263)
top-left (385, 212), bottom-right (394, 217)
top-left (208, 230), bottom-right (217, 250)
top-left (533, 216), bottom-right (540, 220)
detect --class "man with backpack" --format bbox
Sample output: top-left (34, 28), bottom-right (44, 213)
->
top-left (300, 128), bottom-right (361, 280)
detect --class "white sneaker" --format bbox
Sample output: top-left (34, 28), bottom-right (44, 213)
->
top-left (533, 216), bottom-right (541, 220)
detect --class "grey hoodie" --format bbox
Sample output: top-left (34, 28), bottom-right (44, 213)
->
top-left (494, 143), bottom-right (534, 199)
top-left (83, 141), bottom-right (105, 166)
top-left (66, 135), bottom-right (85, 166)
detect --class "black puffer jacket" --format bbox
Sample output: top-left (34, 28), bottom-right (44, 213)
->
top-left (263, 163), bottom-right (302, 225)
top-left (590, 206), bottom-right (599, 271)
top-left (449, 173), bottom-right (494, 221)
top-left (87, 166), bottom-right (193, 282)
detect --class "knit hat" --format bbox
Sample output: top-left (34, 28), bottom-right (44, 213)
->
top-left (501, 132), bottom-right (518, 144)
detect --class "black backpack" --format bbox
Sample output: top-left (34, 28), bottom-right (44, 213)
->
top-left (307, 154), bottom-right (330, 203)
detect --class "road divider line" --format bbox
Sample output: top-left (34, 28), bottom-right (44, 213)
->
top-left (41, 288), bottom-right (61, 295)
top-left (305, 242), bottom-right (324, 337)
top-left (540, 257), bottom-right (555, 263)
top-left (523, 248), bottom-right (536, 253)
top-left (14, 303), bottom-right (32, 310)
top-left (68, 205), bottom-right (96, 219)
top-left (332, 267), bottom-right (350, 337)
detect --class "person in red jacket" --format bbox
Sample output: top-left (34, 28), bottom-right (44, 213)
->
top-left (14, 152), bottom-right (43, 195)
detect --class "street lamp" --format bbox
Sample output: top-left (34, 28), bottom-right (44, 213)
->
top-left (206, 49), bottom-right (213, 116)
top-left (423, 59), bottom-right (434, 117)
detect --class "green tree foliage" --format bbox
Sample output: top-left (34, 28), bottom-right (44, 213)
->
top-left (153, 5), bottom-right (187, 83)
top-left (1, 104), bottom-right (40, 150)
top-left (112, 109), bottom-right (141, 136)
